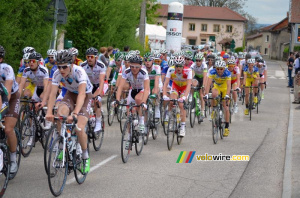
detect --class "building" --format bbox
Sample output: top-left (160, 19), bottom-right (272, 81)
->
top-left (156, 4), bottom-right (247, 52)
top-left (288, 0), bottom-right (300, 52)
top-left (246, 16), bottom-right (290, 60)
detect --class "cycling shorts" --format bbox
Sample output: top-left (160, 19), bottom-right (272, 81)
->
top-left (212, 84), bottom-right (227, 98)
top-left (170, 83), bottom-right (187, 98)
top-left (5, 92), bottom-right (20, 119)
top-left (193, 76), bottom-right (203, 87)
top-left (245, 78), bottom-right (255, 87)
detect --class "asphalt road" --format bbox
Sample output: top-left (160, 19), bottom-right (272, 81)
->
top-left (4, 60), bottom-right (291, 198)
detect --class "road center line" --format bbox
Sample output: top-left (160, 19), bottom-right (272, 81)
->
top-left (66, 155), bottom-right (117, 185)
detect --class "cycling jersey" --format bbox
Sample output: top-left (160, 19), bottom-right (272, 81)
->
top-left (74, 58), bottom-right (83, 66)
top-left (122, 68), bottom-right (149, 90)
top-left (160, 60), bottom-right (168, 72)
top-left (166, 66), bottom-right (192, 88)
top-left (208, 68), bottom-right (231, 88)
top-left (17, 65), bottom-right (26, 78)
top-left (49, 65), bottom-right (68, 98)
top-left (0, 63), bottom-right (19, 94)
top-left (81, 60), bottom-right (106, 85)
top-left (143, 64), bottom-right (161, 88)
top-left (258, 64), bottom-right (267, 75)
top-left (22, 66), bottom-right (49, 87)
top-left (239, 59), bottom-right (247, 70)
top-left (230, 66), bottom-right (240, 84)
top-left (44, 61), bottom-right (56, 72)
top-left (190, 62), bottom-right (207, 78)
top-left (244, 66), bottom-right (259, 86)
top-left (52, 65), bottom-right (93, 94)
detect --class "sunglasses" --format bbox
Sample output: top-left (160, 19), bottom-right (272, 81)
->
top-left (130, 65), bottom-right (140, 69)
top-left (196, 60), bottom-right (202, 62)
top-left (58, 65), bottom-right (69, 70)
top-left (48, 56), bottom-right (54, 59)
top-left (185, 58), bottom-right (191, 60)
top-left (145, 59), bottom-right (152, 62)
top-left (216, 68), bottom-right (224, 71)
top-left (175, 65), bottom-right (183, 68)
top-left (86, 55), bottom-right (95, 59)
top-left (24, 60), bottom-right (30, 64)
top-left (29, 59), bottom-right (37, 63)
top-left (116, 59), bottom-right (122, 62)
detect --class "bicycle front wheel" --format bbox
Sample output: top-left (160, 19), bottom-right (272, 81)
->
top-left (73, 143), bottom-right (88, 184)
top-left (44, 125), bottom-right (58, 175)
top-left (107, 101), bottom-right (115, 126)
top-left (189, 98), bottom-right (196, 128)
top-left (0, 143), bottom-right (10, 197)
top-left (20, 114), bottom-right (35, 157)
top-left (135, 129), bottom-right (144, 156)
top-left (212, 110), bottom-right (219, 144)
top-left (93, 114), bottom-right (105, 151)
top-left (167, 115), bottom-right (175, 150)
top-left (121, 120), bottom-right (131, 163)
top-left (47, 137), bottom-right (68, 197)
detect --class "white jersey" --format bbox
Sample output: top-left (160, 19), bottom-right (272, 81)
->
top-left (142, 64), bottom-right (162, 88)
top-left (0, 63), bottom-right (19, 94)
top-left (190, 62), bottom-right (208, 78)
top-left (52, 65), bottom-right (93, 93)
top-left (22, 66), bottom-right (48, 87)
top-left (122, 68), bottom-right (149, 90)
top-left (81, 60), bottom-right (106, 85)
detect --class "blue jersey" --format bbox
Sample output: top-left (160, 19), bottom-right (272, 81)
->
top-left (160, 60), bottom-right (168, 72)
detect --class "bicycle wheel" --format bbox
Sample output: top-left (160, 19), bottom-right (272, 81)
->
top-left (9, 128), bottom-right (22, 180)
top-left (167, 114), bottom-right (175, 150)
top-left (162, 103), bottom-right (169, 136)
top-left (73, 143), bottom-right (88, 184)
top-left (177, 127), bottom-right (183, 145)
top-left (189, 97), bottom-right (196, 128)
top-left (106, 89), bottom-right (112, 111)
top-left (186, 95), bottom-right (192, 118)
top-left (93, 114), bottom-right (104, 151)
top-left (121, 120), bottom-right (131, 163)
top-left (44, 125), bottom-right (58, 175)
top-left (212, 110), bottom-right (218, 144)
top-left (119, 106), bottom-right (126, 133)
top-left (47, 137), bottom-right (68, 197)
top-left (242, 89), bottom-right (245, 105)
top-left (17, 105), bottom-right (27, 132)
top-left (249, 94), bottom-right (252, 121)
top-left (229, 99), bottom-right (233, 124)
top-left (20, 114), bottom-right (35, 157)
top-left (107, 101), bottom-right (115, 126)
top-left (219, 111), bottom-right (224, 140)
top-left (135, 128), bottom-right (144, 156)
top-left (256, 99), bottom-right (259, 114)
top-left (144, 102), bottom-right (153, 145)
top-left (0, 143), bottom-right (10, 197)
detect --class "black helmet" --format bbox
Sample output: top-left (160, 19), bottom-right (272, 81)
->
top-left (207, 54), bottom-right (215, 59)
top-left (56, 50), bottom-right (73, 64)
top-left (28, 52), bottom-right (40, 60)
top-left (245, 53), bottom-right (251, 59)
top-left (0, 46), bottom-right (5, 58)
top-left (129, 55), bottom-right (143, 64)
top-left (86, 47), bottom-right (98, 56)
top-left (257, 57), bottom-right (264, 63)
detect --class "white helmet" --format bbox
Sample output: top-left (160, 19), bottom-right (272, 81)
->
top-left (23, 47), bottom-right (35, 54)
top-left (247, 58), bottom-right (255, 64)
top-left (215, 60), bottom-right (226, 68)
top-left (227, 59), bottom-right (235, 65)
top-left (174, 56), bottom-right (185, 65)
top-left (160, 49), bottom-right (168, 54)
top-left (23, 53), bottom-right (30, 60)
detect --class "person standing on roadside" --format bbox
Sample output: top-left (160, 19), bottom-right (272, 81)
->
top-left (98, 47), bottom-right (108, 67)
top-left (287, 52), bottom-right (294, 88)
top-left (293, 53), bottom-right (300, 104)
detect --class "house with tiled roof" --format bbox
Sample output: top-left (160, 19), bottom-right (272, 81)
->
top-left (246, 15), bottom-right (290, 60)
top-left (156, 4), bottom-right (247, 51)
top-left (288, 0), bottom-right (300, 51)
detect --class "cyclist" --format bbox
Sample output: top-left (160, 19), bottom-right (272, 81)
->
top-left (190, 53), bottom-right (207, 121)
top-left (163, 56), bottom-right (192, 137)
top-left (116, 54), bottom-right (150, 134)
top-left (44, 49), bottom-right (57, 71)
top-left (0, 45), bottom-right (20, 173)
top-left (46, 50), bottom-right (93, 173)
top-left (256, 57), bottom-right (267, 99)
top-left (81, 47), bottom-right (106, 134)
top-left (144, 53), bottom-right (161, 120)
top-left (227, 59), bottom-right (241, 113)
top-left (204, 60), bottom-right (231, 137)
top-left (19, 52), bottom-right (49, 102)
top-left (243, 58), bottom-right (260, 115)
top-left (105, 52), bottom-right (123, 86)
top-left (184, 51), bottom-right (194, 67)
top-left (17, 53), bottom-right (30, 84)
top-left (69, 47), bottom-right (83, 66)
top-left (160, 49), bottom-right (169, 71)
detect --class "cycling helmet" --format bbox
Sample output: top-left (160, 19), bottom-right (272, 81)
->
top-left (47, 49), bottom-right (57, 60)
top-left (135, 50), bottom-right (140, 55)
top-left (23, 47), bottom-right (35, 54)
top-left (36, 52), bottom-right (42, 60)
top-left (0, 46), bottom-right (5, 58)
top-left (129, 55), bottom-right (143, 64)
top-left (254, 56), bottom-right (261, 62)
top-left (215, 60), bottom-right (226, 68)
top-left (124, 54), bottom-right (131, 61)
top-left (245, 53), bottom-right (251, 59)
top-left (28, 52), bottom-right (40, 60)
top-left (143, 52), bottom-right (152, 59)
top-left (247, 58), bottom-right (255, 64)
top-left (194, 53), bottom-right (204, 60)
top-left (56, 50), bottom-right (73, 64)
top-left (23, 53), bottom-right (30, 60)
top-left (160, 49), bottom-right (168, 54)
top-left (257, 57), bottom-right (264, 63)
top-left (128, 50), bottom-right (136, 56)
top-left (86, 47), bottom-right (98, 56)
top-left (69, 47), bottom-right (79, 56)
top-left (174, 56), bottom-right (185, 65)
top-left (114, 52), bottom-right (124, 61)
top-left (184, 51), bottom-right (193, 59)
top-left (153, 53), bottom-right (161, 60)
top-left (207, 54), bottom-right (215, 59)
top-left (227, 59), bottom-right (235, 65)
top-left (238, 53), bottom-right (244, 59)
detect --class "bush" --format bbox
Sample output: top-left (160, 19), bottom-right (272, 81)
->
top-left (284, 46), bottom-right (289, 53)
top-left (294, 45), bottom-right (300, 52)
top-left (235, 47), bottom-right (244, 53)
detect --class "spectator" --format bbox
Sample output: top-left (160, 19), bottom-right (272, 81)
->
top-left (98, 47), bottom-right (108, 67)
top-left (293, 53), bottom-right (300, 104)
top-left (105, 46), bottom-right (113, 64)
top-left (124, 46), bottom-right (130, 52)
top-left (287, 52), bottom-right (294, 88)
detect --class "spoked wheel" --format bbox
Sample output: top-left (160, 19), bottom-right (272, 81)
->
top-left (17, 105), bottom-right (27, 132)
top-left (229, 99), bottom-right (234, 124)
top-left (135, 129), bottom-right (144, 156)
top-left (189, 98), bottom-right (196, 128)
top-left (144, 103), bottom-right (153, 145)
top-left (44, 125), bottom-right (58, 175)
top-left (9, 128), bottom-right (22, 180)
top-left (93, 114), bottom-right (105, 151)
top-left (249, 95), bottom-right (252, 121)
top-left (152, 122), bottom-right (158, 140)
top-left (167, 115), bottom-right (175, 150)
top-left (107, 101), bottom-right (115, 126)
top-left (219, 114), bottom-right (224, 140)
top-left (121, 121), bottom-right (131, 163)
top-left (186, 95), bottom-right (192, 118)
top-left (177, 127), bottom-right (183, 145)
top-left (212, 111), bottom-right (218, 144)
top-left (162, 103), bottom-right (169, 136)
top-left (47, 137), bottom-right (68, 197)
top-left (106, 90), bottom-right (112, 112)
top-left (119, 106), bottom-right (127, 133)
top-left (73, 142), bottom-right (88, 184)
top-left (0, 144), bottom-right (10, 197)
top-left (20, 114), bottom-right (35, 157)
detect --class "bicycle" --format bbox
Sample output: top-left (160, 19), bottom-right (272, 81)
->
top-left (166, 99), bottom-right (185, 151)
top-left (119, 103), bottom-right (145, 163)
top-left (160, 97), bottom-right (169, 136)
top-left (0, 122), bottom-right (10, 197)
top-left (144, 94), bottom-right (159, 145)
top-left (190, 86), bottom-right (204, 128)
top-left (229, 89), bottom-right (239, 123)
top-left (243, 85), bottom-right (259, 121)
top-left (47, 116), bottom-right (89, 197)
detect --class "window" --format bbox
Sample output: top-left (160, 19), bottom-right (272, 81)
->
top-left (157, 22), bottom-right (162, 26)
top-left (213, 24), bottom-right (220, 32)
top-left (189, 23), bottom-right (195, 31)
top-left (201, 24), bottom-right (207, 32)
top-left (266, 35), bottom-right (269, 42)
top-left (226, 25), bottom-right (233, 33)
top-left (201, 39), bottom-right (206, 45)
top-left (189, 39), bottom-right (196, 45)
top-left (264, 48), bottom-right (268, 55)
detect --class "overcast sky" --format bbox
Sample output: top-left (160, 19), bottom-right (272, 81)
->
top-left (158, 0), bottom-right (289, 24)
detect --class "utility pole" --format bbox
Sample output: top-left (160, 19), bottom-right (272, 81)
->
top-left (51, 0), bottom-right (59, 49)
top-left (139, 0), bottom-right (147, 48)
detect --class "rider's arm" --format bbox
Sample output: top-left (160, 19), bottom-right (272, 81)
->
top-left (43, 78), bottom-right (48, 93)
top-left (4, 80), bottom-right (13, 101)
top-left (105, 67), bottom-right (112, 81)
top-left (204, 78), bottom-right (212, 95)
top-left (18, 77), bottom-right (27, 95)
top-left (98, 73), bottom-right (105, 97)
top-left (41, 80), bottom-right (52, 106)
top-left (163, 77), bottom-right (170, 96)
top-left (73, 83), bottom-right (87, 115)
top-left (243, 73), bottom-right (247, 86)
top-left (203, 71), bottom-right (207, 88)
top-left (116, 78), bottom-right (125, 101)
top-left (184, 79), bottom-right (192, 98)
top-left (46, 84), bottom-right (59, 116)
top-left (226, 79), bottom-right (231, 95)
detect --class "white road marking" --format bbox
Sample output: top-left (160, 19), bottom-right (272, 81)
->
top-left (275, 70), bottom-right (285, 78)
top-left (66, 155), bottom-right (117, 185)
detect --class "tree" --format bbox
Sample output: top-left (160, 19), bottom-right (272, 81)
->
top-left (0, 0), bottom-right (53, 72)
top-left (185, 0), bottom-right (247, 13)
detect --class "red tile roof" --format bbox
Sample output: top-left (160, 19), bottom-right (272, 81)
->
top-left (272, 17), bottom-right (288, 31)
top-left (246, 33), bottom-right (263, 40)
top-left (290, 0), bottom-right (300, 23)
top-left (157, 4), bottom-right (247, 22)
